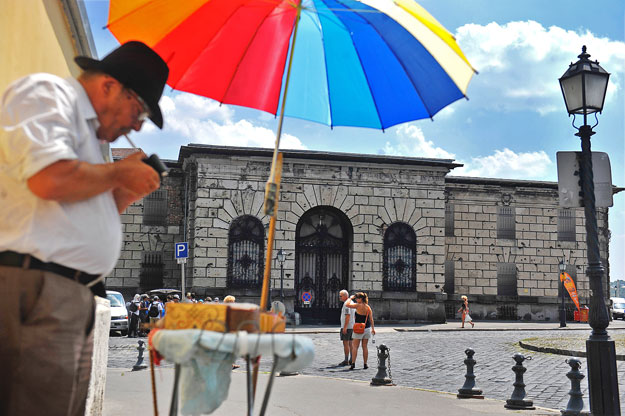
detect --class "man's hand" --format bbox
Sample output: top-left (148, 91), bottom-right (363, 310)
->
top-left (342, 327), bottom-right (347, 334)
top-left (113, 151), bottom-right (160, 197)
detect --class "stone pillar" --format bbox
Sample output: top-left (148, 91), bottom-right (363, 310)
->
top-left (85, 296), bottom-right (111, 416)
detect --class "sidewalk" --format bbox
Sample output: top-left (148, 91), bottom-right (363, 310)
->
top-left (284, 319), bottom-right (625, 334)
top-left (104, 367), bottom-right (560, 415)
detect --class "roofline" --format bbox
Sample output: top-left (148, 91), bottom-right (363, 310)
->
top-left (447, 175), bottom-right (623, 194)
top-left (178, 144), bottom-right (463, 169)
top-left (446, 175), bottom-right (559, 189)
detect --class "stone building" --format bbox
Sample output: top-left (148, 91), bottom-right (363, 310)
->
top-left (107, 145), bottom-right (614, 324)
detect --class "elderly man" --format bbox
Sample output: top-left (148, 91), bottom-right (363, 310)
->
top-left (338, 289), bottom-right (355, 366)
top-left (0, 41), bottom-right (168, 416)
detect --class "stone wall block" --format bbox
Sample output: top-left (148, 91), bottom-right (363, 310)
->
top-left (297, 193), bottom-right (311, 212)
top-left (373, 187), bottom-right (391, 197)
top-left (303, 184), bottom-right (319, 207)
top-left (251, 191), bottom-right (265, 217)
top-left (384, 197), bottom-right (397, 222)
top-left (241, 188), bottom-right (255, 214)
top-left (408, 207), bottom-right (422, 227)
top-left (320, 184), bottom-right (335, 206)
top-left (223, 199), bottom-right (239, 219)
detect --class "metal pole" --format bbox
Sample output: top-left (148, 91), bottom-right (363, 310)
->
top-left (560, 272), bottom-right (567, 328)
top-left (577, 124), bottom-right (620, 415)
top-left (280, 262), bottom-right (284, 303)
top-left (181, 261), bottom-right (186, 300)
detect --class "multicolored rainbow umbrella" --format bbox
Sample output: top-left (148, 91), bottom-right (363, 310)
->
top-left (107, 0), bottom-right (476, 130)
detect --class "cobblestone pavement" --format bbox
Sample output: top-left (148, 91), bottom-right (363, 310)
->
top-left (109, 329), bottom-right (625, 413)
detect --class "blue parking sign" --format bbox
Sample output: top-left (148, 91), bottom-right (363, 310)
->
top-left (175, 242), bottom-right (188, 259)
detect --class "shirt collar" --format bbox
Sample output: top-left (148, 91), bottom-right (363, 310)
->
top-left (65, 77), bottom-right (100, 131)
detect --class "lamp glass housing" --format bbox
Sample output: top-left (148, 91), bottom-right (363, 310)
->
top-left (276, 248), bottom-right (286, 264)
top-left (559, 47), bottom-right (610, 116)
top-left (559, 260), bottom-right (567, 273)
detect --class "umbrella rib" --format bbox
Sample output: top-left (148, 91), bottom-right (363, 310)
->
top-left (169, 1), bottom-right (289, 100)
top-left (328, 0), bottom-right (388, 129)
top-left (219, 1), bottom-right (299, 109)
top-left (346, 2), bottom-right (439, 120)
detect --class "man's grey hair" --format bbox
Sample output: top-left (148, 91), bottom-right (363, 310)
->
top-left (339, 289), bottom-right (349, 297)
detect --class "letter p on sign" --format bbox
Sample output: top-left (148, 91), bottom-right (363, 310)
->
top-left (175, 242), bottom-right (188, 259)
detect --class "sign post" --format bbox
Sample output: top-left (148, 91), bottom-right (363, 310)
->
top-left (175, 242), bottom-right (188, 297)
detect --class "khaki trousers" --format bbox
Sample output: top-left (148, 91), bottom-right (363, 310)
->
top-left (0, 266), bottom-right (95, 416)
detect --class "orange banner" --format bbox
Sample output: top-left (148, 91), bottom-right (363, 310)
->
top-left (560, 272), bottom-right (580, 311)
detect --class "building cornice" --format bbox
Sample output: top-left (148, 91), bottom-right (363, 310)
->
top-left (178, 144), bottom-right (463, 169)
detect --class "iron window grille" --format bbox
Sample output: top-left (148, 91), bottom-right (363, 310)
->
top-left (444, 260), bottom-right (455, 294)
top-left (497, 262), bottom-right (517, 296)
top-left (558, 208), bottom-right (576, 242)
top-left (140, 251), bottom-right (163, 290)
top-left (445, 204), bottom-right (455, 237)
top-left (227, 215), bottom-right (264, 288)
top-left (143, 189), bottom-right (168, 226)
top-left (497, 206), bottom-right (516, 240)
top-left (383, 222), bottom-right (416, 291)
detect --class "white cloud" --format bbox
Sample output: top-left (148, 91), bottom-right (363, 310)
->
top-left (382, 125), bottom-right (455, 159)
top-left (381, 126), bottom-right (552, 180)
top-left (456, 21), bottom-right (625, 115)
top-left (157, 94), bottom-right (306, 150)
top-left (452, 148), bottom-right (553, 179)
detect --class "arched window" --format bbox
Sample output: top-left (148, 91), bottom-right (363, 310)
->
top-left (383, 222), bottom-right (416, 291)
top-left (227, 215), bottom-right (264, 288)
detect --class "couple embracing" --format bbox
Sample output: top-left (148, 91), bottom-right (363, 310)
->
top-left (339, 290), bottom-right (375, 370)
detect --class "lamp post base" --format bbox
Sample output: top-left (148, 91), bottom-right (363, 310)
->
top-left (586, 338), bottom-right (621, 415)
top-left (559, 307), bottom-right (567, 328)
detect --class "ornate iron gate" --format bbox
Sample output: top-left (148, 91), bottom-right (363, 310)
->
top-left (295, 207), bottom-right (351, 324)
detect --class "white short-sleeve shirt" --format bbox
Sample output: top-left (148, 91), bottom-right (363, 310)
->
top-left (341, 299), bottom-right (355, 329)
top-left (0, 74), bottom-right (122, 276)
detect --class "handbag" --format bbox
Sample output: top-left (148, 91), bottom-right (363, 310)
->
top-left (353, 311), bottom-right (368, 334)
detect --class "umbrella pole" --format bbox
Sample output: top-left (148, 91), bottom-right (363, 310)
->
top-left (254, 3), bottom-right (302, 401)
top-left (260, 3), bottom-right (302, 311)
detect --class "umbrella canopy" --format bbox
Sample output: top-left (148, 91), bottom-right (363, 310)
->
top-left (107, 0), bottom-right (476, 130)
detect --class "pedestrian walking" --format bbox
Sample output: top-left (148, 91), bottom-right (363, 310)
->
top-left (127, 294), bottom-right (141, 338)
top-left (338, 289), bottom-right (354, 366)
top-left (0, 40), bottom-right (168, 415)
top-left (345, 292), bottom-right (375, 370)
top-left (458, 295), bottom-right (475, 328)
top-left (148, 296), bottom-right (164, 325)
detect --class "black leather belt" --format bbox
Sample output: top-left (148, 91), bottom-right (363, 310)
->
top-left (0, 251), bottom-right (106, 297)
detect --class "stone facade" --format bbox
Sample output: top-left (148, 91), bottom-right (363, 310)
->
top-left (106, 145), bottom-right (613, 324)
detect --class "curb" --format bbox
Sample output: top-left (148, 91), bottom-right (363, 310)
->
top-left (519, 341), bottom-right (625, 361)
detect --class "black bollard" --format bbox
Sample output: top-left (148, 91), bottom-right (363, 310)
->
top-left (132, 340), bottom-right (148, 371)
top-left (561, 358), bottom-right (589, 416)
top-left (504, 353), bottom-right (535, 410)
top-left (371, 344), bottom-right (393, 386)
top-left (457, 348), bottom-right (484, 399)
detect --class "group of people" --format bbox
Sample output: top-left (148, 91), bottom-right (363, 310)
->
top-left (125, 292), bottom-right (237, 337)
top-left (337, 292), bottom-right (476, 369)
top-left (183, 292), bottom-right (236, 304)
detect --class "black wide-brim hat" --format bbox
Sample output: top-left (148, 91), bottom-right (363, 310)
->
top-left (75, 41), bottom-right (169, 129)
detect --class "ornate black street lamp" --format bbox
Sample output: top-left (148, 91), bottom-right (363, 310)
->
top-left (558, 258), bottom-right (567, 328)
top-left (276, 248), bottom-right (286, 303)
top-left (559, 45), bottom-right (620, 415)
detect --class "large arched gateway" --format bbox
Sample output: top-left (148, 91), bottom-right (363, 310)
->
top-left (295, 206), bottom-right (353, 324)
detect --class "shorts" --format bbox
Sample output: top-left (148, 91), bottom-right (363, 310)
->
top-left (340, 329), bottom-right (353, 341)
top-left (353, 327), bottom-right (371, 340)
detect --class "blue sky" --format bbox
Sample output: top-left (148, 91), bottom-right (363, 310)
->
top-left (83, 0), bottom-right (625, 281)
